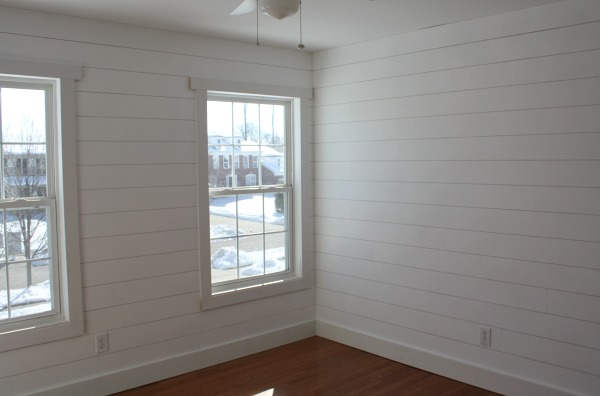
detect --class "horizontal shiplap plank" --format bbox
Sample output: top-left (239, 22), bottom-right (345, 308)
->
top-left (314, 180), bottom-right (600, 215)
top-left (314, 133), bottom-right (600, 161)
top-left (314, 105), bottom-right (600, 142)
top-left (315, 198), bottom-right (600, 243)
top-left (314, 160), bottom-right (600, 188)
top-left (81, 250), bottom-right (198, 287)
top-left (316, 267), bottom-right (600, 350)
top-left (83, 271), bottom-right (199, 311)
top-left (77, 92), bottom-right (195, 120)
top-left (80, 229), bottom-right (198, 263)
top-left (80, 207), bottom-right (198, 239)
top-left (85, 293), bottom-right (200, 334)
top-left (315, 49), bottom-right (600, 106)
top-left (78, 164), bottom-right (196, 190)
top-left (547, 291), bottom-right (600, 324)
top-left (314, 22), bottom-right (600, 86)
top-left (77, 141), bottom-right (196, 165)
top-left (316, 235), bottom-right (600, 297)
top-left (77, 68), bottom-right (195, 98)
top-left (79, 185), bottom-right (197, 214)
top-left (316, 216), bottom-right (600, 270)
top-left (317, 255), bottom-right (546, 312)
top-left (77, 117), bottom-right (196, 142)
top-left (315, 78), bottom-right (600, 125)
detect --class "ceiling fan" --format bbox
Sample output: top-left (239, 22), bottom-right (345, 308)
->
top-left (230, 0), bottom-right (305, 49)
top-left (230, 0), bottom-right (300, 20)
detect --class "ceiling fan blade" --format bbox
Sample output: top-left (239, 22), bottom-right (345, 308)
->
top-left (230, 0), bottom-right (258, 16)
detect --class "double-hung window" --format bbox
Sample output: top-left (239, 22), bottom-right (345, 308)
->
top-left (207, 93), bottom-right (292, 289)
top-left (0, 58), bottom-right (83, 351)
top-left (192, 79), bottom-right (312, 309)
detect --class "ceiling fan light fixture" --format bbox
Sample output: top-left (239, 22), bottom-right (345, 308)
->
top-left (260, 0), bottom-right (300, 20)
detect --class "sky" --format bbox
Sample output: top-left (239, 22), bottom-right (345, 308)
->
top-left (1, 87), bottom-right (46, 143)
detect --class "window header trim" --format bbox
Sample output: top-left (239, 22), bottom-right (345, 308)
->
top-left (0, 57), bottom-right (82, 81)
top-left (190, 78), bottom-right (312, 100)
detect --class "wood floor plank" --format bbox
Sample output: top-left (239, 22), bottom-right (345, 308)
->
top-left (113, 337), bottom-right (501, 395)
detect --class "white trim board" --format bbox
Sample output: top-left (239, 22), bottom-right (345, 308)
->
top-left (32, 321), bottom-right (315, 396)
top-left (316, 320), bottom-right (581, 396)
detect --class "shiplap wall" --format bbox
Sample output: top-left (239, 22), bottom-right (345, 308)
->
top-left (313, 1), bottom-right (600, 395)
top-left (0, 6), bottom-right (314, 395)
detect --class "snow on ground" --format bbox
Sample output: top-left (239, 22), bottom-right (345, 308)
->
top-left (0, 280), bottom-right (51, 319)
top-left (211, 246), bottom-right (286, 275)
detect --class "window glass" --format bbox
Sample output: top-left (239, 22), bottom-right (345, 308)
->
top-left (207, 95), bottom-right (291, 292)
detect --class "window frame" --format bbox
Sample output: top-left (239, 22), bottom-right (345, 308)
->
top-left (191, 78), bottom-right (312, 310)
top-left (0, 57), bottom-right (83, 352)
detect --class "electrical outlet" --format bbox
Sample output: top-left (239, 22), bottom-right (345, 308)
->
top-left (95, 333), bottom-right (109, 354)
top-left (480, 326), bottom-right (492, 347)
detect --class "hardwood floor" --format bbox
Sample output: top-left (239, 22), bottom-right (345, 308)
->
top-left (114, 337), bottom-right (501, 396)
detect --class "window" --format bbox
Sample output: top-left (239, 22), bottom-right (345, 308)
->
top-left (0, 58), bottom-right (83, 351)
top-left (207, 93), bottom-right (291, 291)
top-left (191, 78), bottom-right (312, 309)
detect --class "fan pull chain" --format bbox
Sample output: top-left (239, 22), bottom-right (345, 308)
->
top-left (298, 0), bottom-right (305, 49)
top-left (256, 3), bottom-right (260, 45)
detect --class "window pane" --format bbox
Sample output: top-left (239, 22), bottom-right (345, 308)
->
top-left (265, 192), bottom-right (286, 233)
top-left (4, 260), bottom-right (52, 319)
top-left (236, 194), bottom-right (264, 236)
top-left (233, 102), bottom-right (259, 144)
top-left (238, 235), bottom-right (264, 278)
top-left (5, 208), bottom-right (49, 261)
top-left (261, 145), bottom-right (285, 186)
top-left (207, 101), bottom-right (232, 138)
top-left (1, 88), bottom-right (46, 144)
top-left (211, 238), bottom-right (238, 284)
top-left (210, 195), bottom-right (238, 238)
top-left (265, 233), bottom-right (287, 274)
top-left (208, 146), bottom-right (233, 188)
top-left (259, 104), bottom-right (285, 145)
top-left (3, 144), bottom-right (48, 198)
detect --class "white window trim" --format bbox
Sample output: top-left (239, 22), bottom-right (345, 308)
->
top-left (0, 57), bottom-right (83, 351)
top-left (191, 78), bottom-right (312, 310)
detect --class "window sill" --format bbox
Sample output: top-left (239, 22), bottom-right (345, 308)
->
top-left (201, 275), bottom-right (311, 311)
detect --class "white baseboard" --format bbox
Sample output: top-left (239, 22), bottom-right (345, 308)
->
top-left (316, 320), bottom-right (577, 396)
top-left (35, 321), bottom-right (316, 396)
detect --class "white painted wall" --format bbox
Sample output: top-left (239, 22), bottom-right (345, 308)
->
top-left (0, 6), bottom-right (315, 395)
top-left (313, 0), bottom-right (600, 395)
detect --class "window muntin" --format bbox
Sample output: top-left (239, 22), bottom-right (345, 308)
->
top-left (207, 94), bottom-right (291, 293)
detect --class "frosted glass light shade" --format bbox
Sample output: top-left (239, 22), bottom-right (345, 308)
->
top-left (260, 0), bottom-right (299, 20)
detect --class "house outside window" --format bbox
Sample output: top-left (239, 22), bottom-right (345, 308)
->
top-left (0, 58), bottom-right (83, 352)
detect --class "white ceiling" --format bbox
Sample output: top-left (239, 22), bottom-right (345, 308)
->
top-left (0, 0), bottom-right (563, 52)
